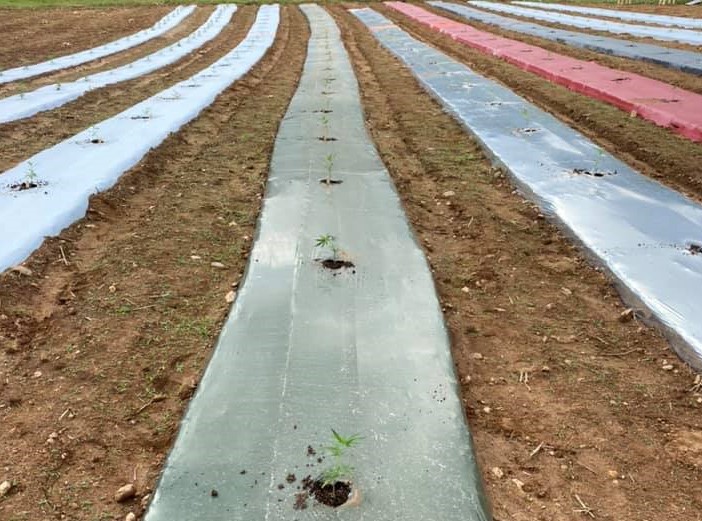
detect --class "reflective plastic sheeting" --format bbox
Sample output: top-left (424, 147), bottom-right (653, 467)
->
top-left (352, 8), bottom-right (702, 368)
top-left (430, 1), bottom-right (702, 76)
top-left (0, 5), bottom-right (237, 124)
top-left (0, 6), bottom-right (196, 85)
top-left (469, 1), bottom-right (702, 45)
top-left (0, 5), bottom-right (280, 273)
top-left (515, 1), bottom-right (702, 30)
top-left (143, 5), bottom-right (490, 521)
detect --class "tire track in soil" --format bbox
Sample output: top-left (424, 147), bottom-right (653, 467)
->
top-left (0, 6), bottom-right (172, 70)
top-left (374, 4), bottom-right (702, 207)
top-left (0, 6), bottom-right (307, 521)
top-left (0, 6), bottom-right (215, 99)
top-left (423, 2), bottom-right (702, 95)
top-left (331, 5), bottom-right (702, 521)
top-left (0, 5), bottom-right (257, 173)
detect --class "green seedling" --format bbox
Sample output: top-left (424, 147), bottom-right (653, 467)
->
top-left (324, 153), bottom-right (335, 185)
top-left (320, 429), bottom-right (363, 488)
top-left (330, 429), bottom-right (363, 450)
top-left (25, 161), bottom-right (38, 184)
top-left (321, 114), bottom-right (330, 142)
top-left (321, 464), bottom-right (354, 488)
top-left (520, 106), bottom-right (530, 122)
top-left (593, 148), bottom-right (605, 173)
top-left (89, 126), bottom-right (103, 144)
top-left (316, 234), bottom-right (339, 260)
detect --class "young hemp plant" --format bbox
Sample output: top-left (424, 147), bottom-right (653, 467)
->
top-left (324, 153), bottom-right (335, 185)
top-left (316, 234), bottom-right (339, 261)
top-left (315, 234), bottom-right (355, 271)
top-left (315, 429), bottom-right (363, 506)
top-left (321, 114), bottom-right (330, 142)
top-left (593, 148), bottom-right (605, 174)
top-left (25, 161), bottom-right (38, 183)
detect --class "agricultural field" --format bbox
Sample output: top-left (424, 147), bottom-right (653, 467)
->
top-left (0, 2), bottom-right (701, 521)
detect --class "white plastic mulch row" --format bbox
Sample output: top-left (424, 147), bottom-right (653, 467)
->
top-left (0, 5), bottom-right (280, 273)
top-left (514, 1), bottom-right (702, 30)
top-left (0, 5), bottom-right (237, 124)
top-left (469, 1), bottom-right (702, 45)
top-left (0, 5), bottom-right (196, 85)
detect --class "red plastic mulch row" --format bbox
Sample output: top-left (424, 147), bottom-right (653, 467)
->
top-left (385, 2), bottom-right (702, 143)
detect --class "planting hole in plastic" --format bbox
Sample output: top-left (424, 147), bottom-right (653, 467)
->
top-left (8, 180), bottom-right (47, 192)
top-left (572, 168), bottom-right (617, 177)
top-left (319, 178), bottom-right (343, 185)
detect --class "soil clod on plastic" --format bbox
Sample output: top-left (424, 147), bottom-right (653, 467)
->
top-left (318, 258), bottom-right (355, 270)
top-left (300, 475), bottom-right (352, 508)
top-left (319, 178), bottom-right (343, 185)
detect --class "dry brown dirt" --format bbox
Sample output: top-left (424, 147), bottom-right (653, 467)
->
top-left (0, 5), bottom-right (307, 521)
top-left (333, 4), bottom-right (702, 521)
top-left (0, 5), bottom-right (172, 70)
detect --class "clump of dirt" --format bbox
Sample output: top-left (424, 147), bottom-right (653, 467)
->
top-left (301, 475), bottom-right (352, 508)
top-left (319, 178), bottom-right (343, 185)
top-left (688, 243), bottom-right (702, 255)
top-left (318, 259), bottom-right (355, 270)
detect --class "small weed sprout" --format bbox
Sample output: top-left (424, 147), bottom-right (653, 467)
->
top-left (316, 234), bottom-right (339, 261)
top-left (89, 126), bottom-right (103, 144)
top-left (593, 148), bottom-right (605, 172)
top-left (25, 161), bottom-right (38, 184)
top-left (324, 153), bottom-right (335, 185)
top-left (520, 106), bottom-right (530, 122)
top-left (321, 429), bottom-right (363, 488)
top-left (321, 114), bottom-right (330, 142)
